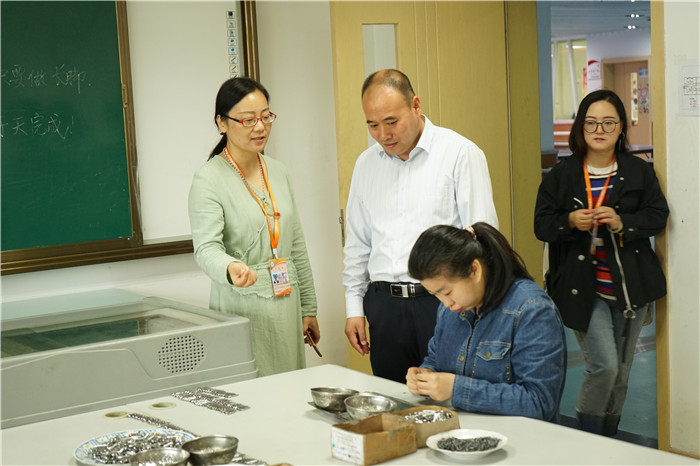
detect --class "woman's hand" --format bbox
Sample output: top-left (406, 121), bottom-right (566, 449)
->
top-left (303, 316), bottom-right (320, 344)
top-left (406, 367), bottom-right (455, 402)
top-left (227, 261), bottom-right (258, 287)
top-left (569, 209), bottom-right (595, 231)
top-left (594, 206), bottom-right (622, 231)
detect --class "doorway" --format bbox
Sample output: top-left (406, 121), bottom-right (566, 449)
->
top-left (603, 58), bottom-right (653, 155)
top-left (547, 6), bottom-right (658, 446)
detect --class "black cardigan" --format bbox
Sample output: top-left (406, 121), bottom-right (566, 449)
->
top-left (534, 152), bottom-right (669, 332)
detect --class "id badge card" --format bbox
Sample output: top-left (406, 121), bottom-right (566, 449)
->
top-left (269, 257), bottom-right (292, 297)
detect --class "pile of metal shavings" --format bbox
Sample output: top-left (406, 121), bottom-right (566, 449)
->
top-left (88, 430), bottom-right (186, 464)
top-left (402, 409), bottom-right (453, 423)
top-left (437, 436), bottom-right (501, 452)
top-left (171, 387), bottom-right (250, 415)
top-left (126, 413), bottom-right (196, 437)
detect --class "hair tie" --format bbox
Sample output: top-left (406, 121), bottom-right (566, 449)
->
top-left (465, 226), bottom-right (476, 239)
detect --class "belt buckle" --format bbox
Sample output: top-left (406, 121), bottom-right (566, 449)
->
top-left (390, 284), bottom-right (410, 298)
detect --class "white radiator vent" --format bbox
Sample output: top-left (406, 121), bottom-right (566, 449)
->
top-left (158, 335), bottom-right (205, 374)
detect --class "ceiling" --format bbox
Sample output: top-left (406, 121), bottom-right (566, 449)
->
top-left (549, 0), bottom-right (651, 39)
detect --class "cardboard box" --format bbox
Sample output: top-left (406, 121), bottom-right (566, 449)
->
top-left (331, 413), bottom-right (417, 465)
top-left (394, 405), bottom-right (460, 448)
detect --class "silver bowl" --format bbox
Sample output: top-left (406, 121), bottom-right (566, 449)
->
top-left (310, 387), bottom-right (359, 412)
top-left (181, 435), bottom-right (239, 466)
top-left (129, 447), bottom-right (189, 466)
top-left (344, 394), bottom-right (397, 420)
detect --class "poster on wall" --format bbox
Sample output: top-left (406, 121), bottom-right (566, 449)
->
top-left (630, 72), bottom-right (639, 125)
top-left (679, 60), bottom-right (699, 116)
top-left (638, 67), bottom-right (649, 113)
top-left (587, 60), bottom-right (602, 93)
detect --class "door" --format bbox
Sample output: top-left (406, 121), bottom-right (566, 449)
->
top-left (329, 1), bottom-right (541, 373)
top-left (603, 58), bottom-right (653, 149)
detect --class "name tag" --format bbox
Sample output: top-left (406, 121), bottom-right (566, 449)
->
top-left (270, 257), bottom-right (292, 297)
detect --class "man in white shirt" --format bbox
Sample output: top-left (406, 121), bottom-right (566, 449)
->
top-left (343, 69), bottom-right (499, 382)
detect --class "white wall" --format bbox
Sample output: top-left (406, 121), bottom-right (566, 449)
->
top-left (127, 1), bottom-right (237, 243)
top-left (255, 1), bottom-right (345, 367)
top-left (663, 1), bottom-right (700, 456)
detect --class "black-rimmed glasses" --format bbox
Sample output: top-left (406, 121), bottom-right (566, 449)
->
top-left (223, 113), bottom-right (277, 127)
top-left (583, 119), bottom-right (619, 133)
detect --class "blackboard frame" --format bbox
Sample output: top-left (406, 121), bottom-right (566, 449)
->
top-left (1, 1), bottom-right (260, 275)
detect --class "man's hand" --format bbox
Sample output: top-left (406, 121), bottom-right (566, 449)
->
top-left (345, 317), bottom-right (370, 355)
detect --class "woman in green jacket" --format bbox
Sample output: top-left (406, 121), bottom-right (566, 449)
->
top-left (189, 77), bottom-right (320, 376)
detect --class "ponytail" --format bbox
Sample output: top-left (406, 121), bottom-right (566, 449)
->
top-left (408, 222), bottom-right (532, 313)
top-left (209, 134), bottom-right (227, 160)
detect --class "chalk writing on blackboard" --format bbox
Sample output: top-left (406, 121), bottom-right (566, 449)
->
top-left (1, 64), bottom-right (86, 94)
top-left (1, 112), bottom-right (74, 140)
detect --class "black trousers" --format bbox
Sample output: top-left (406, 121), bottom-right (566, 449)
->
top-left (363, 283), bottom-right (440, 383)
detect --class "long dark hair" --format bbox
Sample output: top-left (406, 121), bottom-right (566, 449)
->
top-left (408, 222), bottom-right (532, 313)
top-left (569, 89), bottom-right (629, 156)
top-left (209, 77), bottom-right (270, 159)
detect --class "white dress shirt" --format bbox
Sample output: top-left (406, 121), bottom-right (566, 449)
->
top-left (342, 116), bottom-right (499, 318)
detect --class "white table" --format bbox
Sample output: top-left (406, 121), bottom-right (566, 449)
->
top-left (2, 364), bottom-right (696, 465)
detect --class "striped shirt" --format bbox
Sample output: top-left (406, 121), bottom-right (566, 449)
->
top-left (587, 162), bottom-right (618, 299)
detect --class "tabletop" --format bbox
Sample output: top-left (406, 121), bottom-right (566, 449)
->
top-left (2, 364), bottom-right (696, 465)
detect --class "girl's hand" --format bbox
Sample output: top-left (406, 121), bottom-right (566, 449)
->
top-left (569, 209), bottom-right (595, 231)
top-left (594, 206), bottom-right (622, 231)
top-left (406, 367), bottom-right (454, 402)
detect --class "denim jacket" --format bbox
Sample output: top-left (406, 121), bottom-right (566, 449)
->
top-left (421, 279), bottom-right (566, 422)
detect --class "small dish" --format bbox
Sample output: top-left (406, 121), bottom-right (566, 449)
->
top-left (426, 428), bottom-right (507, 460)
top-left (129, 447), bottom-right (189, 466)
top-left (310, 387), bottom-right (358, 412)
top-left (181, 435), bottom-right (239, 466)
top-left (344, 394), bottom-right (397, 420)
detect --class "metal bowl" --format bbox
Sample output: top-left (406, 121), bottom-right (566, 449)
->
top-left (344, 394), bottom-right (397, 420)
top-left (310, 387), bottom-right (359, 412)
top-left (181, 435), bottom-right (239, 466)
top-left (129, 447), bottom-right (189, 466)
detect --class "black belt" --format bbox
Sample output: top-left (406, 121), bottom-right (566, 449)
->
top-left (374, 281), bottom-right (429, 298)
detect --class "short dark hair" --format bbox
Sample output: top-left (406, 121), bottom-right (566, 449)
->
top-left (209, 77), bottom-right (270, 159)
top-left (569, 89), bottom-right (629, 156)
top-left (361, 69), bottom-right (415, 107)
top-left (408, 222), bottom-right (532, 314)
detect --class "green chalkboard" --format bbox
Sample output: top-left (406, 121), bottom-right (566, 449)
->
top-left (1, 1), bottom-right (134, 251)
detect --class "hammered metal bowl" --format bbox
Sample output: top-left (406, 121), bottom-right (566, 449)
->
top-left (344, 394), bottom-right (397, 420)
top-left (129, 447), bottom-right (189, 466)
top-left (310, 387), bottom-right (359, 412)
top-left (181, 435), bottom-right (238, 466)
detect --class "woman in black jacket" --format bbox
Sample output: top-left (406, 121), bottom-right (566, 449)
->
top-left (534, 89), bottom-right (668, 436)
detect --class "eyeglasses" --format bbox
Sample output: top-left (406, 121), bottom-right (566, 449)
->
top-left (222, 113), bottom-right (277, 127)
top-left (583, 119), bottom-right (619, 133)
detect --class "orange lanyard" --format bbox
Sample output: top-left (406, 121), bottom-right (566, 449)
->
top-left (583, 157), bottom-right (615, 211)
top-left (224, 147), bottom-right (280, 257)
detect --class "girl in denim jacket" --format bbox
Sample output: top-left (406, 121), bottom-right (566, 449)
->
top-left (405, 222), bottom-right (566, 421)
